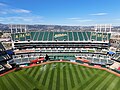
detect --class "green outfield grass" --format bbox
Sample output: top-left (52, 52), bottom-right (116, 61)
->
top-left (0, 62), bottom-right (120, 90)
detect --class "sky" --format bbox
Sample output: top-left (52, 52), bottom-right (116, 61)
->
top-left (0, 0), bottom-right (120, 26)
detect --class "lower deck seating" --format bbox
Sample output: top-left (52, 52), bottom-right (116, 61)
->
top-left (76, 54), bottom-right (113, 65)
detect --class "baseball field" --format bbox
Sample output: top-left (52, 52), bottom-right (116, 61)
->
top-left (0, 62), bottom-right (120, 90)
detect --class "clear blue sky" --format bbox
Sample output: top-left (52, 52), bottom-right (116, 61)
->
top-left (0, 0), bottom-right (120, 26)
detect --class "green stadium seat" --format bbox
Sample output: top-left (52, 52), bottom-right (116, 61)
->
top-left (96, 33), bottom-right (102, 41)
top-left (43, 32), bottom-right (49, 41)
top-left (48, 32), bottom-right (53, 41)
top-left (12, 31), bottom-right (111, 42)
top-left (91, 32), bottom-right (97, 41)
top-left (19, 33), bottom-right (26, 41)
top-left (78, 32), bottom-right (83, 41)
top-left (30, 32), bottom-right (36, 41)
top-left (82, 32), bottom-right (88, 41)
top-left (73, 32), bottom-right (78, 41)
top-left (38, 32), bottom-right (44, 41)
top-left (33, 32), bottom-right (39, 41)
top-left (108, 33), bottom-right (111, 41)
top-left (25, 32), bottom-right (31, 40)
top-left (103, 33), bottom-right (108, 41)
top-left (14, 33), bottom-right (19, 41)
top-left (11, 34), bottom-right (15, 41)
top-left (68, 32), bottom-right (73, 41)
top-left (86, 32), bottom-right (91, 40)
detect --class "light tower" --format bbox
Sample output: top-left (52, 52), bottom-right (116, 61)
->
top-left (94, 24), bottom-right (112, 33)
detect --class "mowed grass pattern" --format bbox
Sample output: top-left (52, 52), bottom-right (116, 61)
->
top-left (0, 62), bottom-right (120, 90)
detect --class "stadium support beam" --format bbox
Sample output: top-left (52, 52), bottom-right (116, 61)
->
top-left (25, 25), bottom-right (27, 33)
top-left (16, 26), bottom-right (17, 33)
top-left (10, 24), bottom-right (12, 34)
top-left (95, 24), bottom-right (112, 33)
top-left (100, 24), bottom-right (101, 32)
top-left (9, 24), bottom-right (27, 33)
top-left (105, 24), bottom-right (106, 32)
top-left (110, 24), bottom-right (112, 33)
top-left (20, 25), bottom-right (22, 33)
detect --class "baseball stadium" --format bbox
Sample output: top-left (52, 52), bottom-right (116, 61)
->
top-left (0, 24), bottom-right (120, 90)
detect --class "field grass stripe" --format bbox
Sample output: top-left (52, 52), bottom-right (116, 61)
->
top-left (77, 74), bottom-right (99, 90)
top-left (21, 70), bottom-right (45, 90)
top-left (68, 63), bottom-right (75, 88)
top-left (79, 66), bottom-right (87, 80)
top-left (44, 64), bottom-right (53, 90)
top-left (77, 70), bottom-right (104, 90)
top-left (115, 79), bottom-right (120, 90)
top-left (89, 73), bottom-right (108, 90)
top-left (60, 63), bottom-right (64, 90)
top-left (50, 63), bottom-right (58, 90)
top-left (36, 64), bottom-right (47, 81)
top-left (72, 64), bottom-right (81, 84)
top-left (39, 64), bottom-right (51, 84)
top-left (1, 76), bottom-right (14, 90)
top-left (66, 63), bottom-right (72, 90)
top-left (83, 67), bottom-right (93, 79)
top-left (42, 64), bottom-right (51, 85)
top-left (23, 68), bottom-right (28, 71)
top-left (26, 67), bottom-right (33, 74)
top-left (95, 73), bottom-right (113, 90)
top-left (100, 74), bottom-right (117, 90)
top-left (85, 73), bottom-right (108, 90)
top-left (16, 71), bottom-right (36, 88)
top-left (48, 63), bottom-right (56, 90)
top-left (107, 77), bottom-right (120, 90)
top-left (29, 66), bottom-right (38, 77)
top-left (86, 67), bottom-right (95, 76)
top-left (56, 63), bottom-right (60, 90)
top-left (89, 67), bottom-right (96, 74)
top-left (12, 73), bottom-right (30, 89)
top-left (70, 64), bottom-right (79, 87)
top-left (75, 65), bottom-right (85, 84)
top-left (31, 66), bottom-right (41, 77)
top-left (63, 63), bottom-right (68, 90)
top-left (8, 73), bottom-right (26, 90)
top-left (5, 75), bottom-right (20, 90)
top-left (21, 70), bottom-right (38, 85)
top-left (0, 77), bottom-right (9, 90)
top-left (92, 68), bottom-right (99, 73)
top-left (84, 67), bottom-right (93, 78)
top-left (34, 65), bottom-right (43, 80)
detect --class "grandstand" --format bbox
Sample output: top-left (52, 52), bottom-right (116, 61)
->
top-left (112, 51), bottom-right (120, 62)
top-left (76, 53), bottom-right (113, 65)
top-left (0, 42), bottom-right (12, 62)
top-left (12, 31), bottom-right (110, 50)
top-left (11, 31), bottom-right (111, 42)
top-left (0, 42), bottom-right (13, 74)
top-left (10, 29), bottom-right (114, 66)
